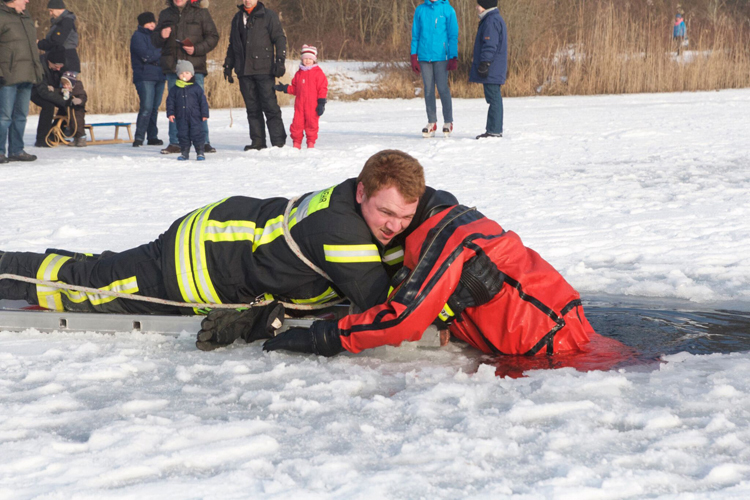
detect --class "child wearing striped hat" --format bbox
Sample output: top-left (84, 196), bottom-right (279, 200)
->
top-left (273, 45), bottom-right (328, 149)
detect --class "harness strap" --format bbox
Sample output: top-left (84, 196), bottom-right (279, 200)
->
top-left (282, 196), bottom-right (332, 281)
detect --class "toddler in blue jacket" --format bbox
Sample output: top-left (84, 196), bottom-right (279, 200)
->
top-left (166, 60), bottom-right (209, 161)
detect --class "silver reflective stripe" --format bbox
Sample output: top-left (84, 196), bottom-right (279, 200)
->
top-left (205, 224), bottom-right (253, 236)
top-left (383, 247), bottom-right (404, 264)
top-left (176, 209), bottom-right (201, 303)
top-left (192, 203), bottom-right (222, 304)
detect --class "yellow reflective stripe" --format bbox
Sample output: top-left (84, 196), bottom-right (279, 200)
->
top-left (289, 287), bottom-right (339, 305)
top-left (383, 246), bottom-right (404, 265)
top-left (253, 213), bottom-right (287, 251)
top-left (204, 220), bottom-right (256, 242)
top-left (192, 200), bottom-right (224, 305)
top-left (175, 208), bottom-right (202, 304)
top-left (323, 244), bottom-right (381, 263)
top-left (36, 254), bottom-right (71, 311)
top-left (438, 303), bottom-right (456, 322)
top-left (291, 186), bottom-right (335, 226)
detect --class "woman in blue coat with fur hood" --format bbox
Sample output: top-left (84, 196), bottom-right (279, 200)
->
top-left (410, 0), bottom-right (459, 138)
top-left (470, 0), bottom-right (507, 139)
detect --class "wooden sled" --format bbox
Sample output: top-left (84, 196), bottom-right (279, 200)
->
top-left (84, 122), bottom-right (133, 145)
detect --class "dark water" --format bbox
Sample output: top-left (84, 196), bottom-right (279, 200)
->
top-left (490, 296), bottom-right (750, 377)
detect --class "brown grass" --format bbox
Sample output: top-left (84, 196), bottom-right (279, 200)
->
top-left (26, 0), bottom-right (750, 115)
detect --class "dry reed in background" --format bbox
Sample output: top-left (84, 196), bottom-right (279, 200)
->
top-left (28, 0), bottom-right (750, 114)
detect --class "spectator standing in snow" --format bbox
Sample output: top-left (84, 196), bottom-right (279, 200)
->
top-left (224, 0), bottom-right (287, 150)
top-left (154, 0), bottom-right (218, 154)
top-left (166, 60), bottom-right (209, 161)
top-left (0, 0), bottom-right (43, 164)
top-left (410, 0), bottom-right (459, 138)
top-left (274, 45), bottom-right (328, 149)
top-left (130, 12), bottom-right (166, 148)
top-left (37, 0), bottom-right (80, 74)
top-left (673, 13), bottom-right (687, 55)
top-left (470, 0), bottom-right (507, 140)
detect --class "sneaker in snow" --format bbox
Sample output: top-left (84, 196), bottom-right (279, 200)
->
top-left (8, 151), bottom-right (37, 161)
top-left (177, 154), bottom-right (189, 161)
top-left (442, 123), bottom-right (453, 137)
top-left (204, 144), bottom-right (217, 153)
top-left (422, 123), bottom-right (437, 138)
top-left (197, 154), bottom-right (206, 161)
top-left (161, 144), bottom-right (181, 154)
top-left (132, 140), bottom-right (143, 147)
top-left (147, 138), bottom-right (164, 146)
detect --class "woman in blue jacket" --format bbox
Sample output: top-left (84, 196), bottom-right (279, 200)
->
top-left (410, 0), bottom-right (459, 137)
top-left (470, 0), bottom-right (507, 139)
top-left (130, 12), bottom-right (166, 147)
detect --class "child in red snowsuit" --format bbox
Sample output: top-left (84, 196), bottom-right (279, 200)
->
top-left (273, 45), bottom-right (328, 149)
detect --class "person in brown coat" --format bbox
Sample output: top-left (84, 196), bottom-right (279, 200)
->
top-left (153, 0), bottom-right (219, 154)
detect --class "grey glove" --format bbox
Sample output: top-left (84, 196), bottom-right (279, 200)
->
top-left (196, 302), bottom-right (284, 351)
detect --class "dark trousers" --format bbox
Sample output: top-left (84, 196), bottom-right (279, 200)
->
top-left (0, 243), bottom-right (180, 315)
top-left (483, 83), bottom-right (503, 135)
top-left (31, 94), bottom-right (57, 146)
top-left (238, 74), bottom-right (286, 147)
top-left (134, 80), bottom-right (165, 142)
top-left (177, 117), bottom-right (205, 156)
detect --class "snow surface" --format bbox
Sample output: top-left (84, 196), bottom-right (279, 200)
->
top-left (1, 88), bottom-right (750, 497)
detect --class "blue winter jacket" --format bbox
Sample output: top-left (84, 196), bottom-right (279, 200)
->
top-left (673, 19), bottom-right (686, 38)
top-left (166, 80), bottom-right (209, 129)
top-left (410, 0), bottom-right (459, 62)
top-left (469, 8), bottom-right (508, 85)
top-left (130, 25), bottom-right (165, 83)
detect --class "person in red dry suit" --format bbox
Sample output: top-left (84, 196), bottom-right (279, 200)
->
top-left (261, 204), bottom-right (596, 357)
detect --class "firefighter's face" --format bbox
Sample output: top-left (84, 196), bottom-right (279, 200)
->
top-left (357, 182), bottom-right (418, 245)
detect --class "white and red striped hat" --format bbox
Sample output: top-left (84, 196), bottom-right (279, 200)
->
top-left (301, 45), bottom-right (318, 62)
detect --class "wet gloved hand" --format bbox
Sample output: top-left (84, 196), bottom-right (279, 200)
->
top-left (447, 58), bottom-right (458, 71)
top-left (263, 320), bottom-right (344, 357)
top-left (477, 61), bottom-right (491, 79)
top-left (223, 66), bottom-right (234, 84)
top-left (410, 54), bottom-right (420, 74)
top-left (273, 83), bottom-right (289, 93)
top-left (316, 98), bottom-right (326, 116)
top-left (196, 302), bottom-right (284, 351)
top-left (446, 251), bottom-right (505, 318)
top-left (274, 59), bottom-right (286, 78)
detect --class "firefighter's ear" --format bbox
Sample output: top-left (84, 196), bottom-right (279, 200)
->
top-left (355, 182), bottom-right (366, 204)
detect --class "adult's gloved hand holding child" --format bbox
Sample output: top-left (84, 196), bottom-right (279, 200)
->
top-left (273, 83), bottom-right (288, 93)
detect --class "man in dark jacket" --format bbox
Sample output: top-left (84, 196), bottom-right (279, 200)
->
top-left (31, 48), bottom-right (69, 147)
top-left (131, 12), bottom-right (166, 147)
top-left (37, 0), bottom-right (80, 73)
top-left (470, 0), bottom-right (507, 139)
top-left (0, 0), bottom-right (43, 163)
top-left (0, 151), bottom-right (455, 326)
top-left (153, 0), bottom-right (219, 154)
top-left (224, 0), bottom-right (287, 150)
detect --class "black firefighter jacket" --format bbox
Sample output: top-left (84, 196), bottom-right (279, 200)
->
top-left (224, 3), bottom-right (286, 77)
top-left (159, 179), bottom-right (456, 313)
top-left (152, 2), bottom-right (219, 76)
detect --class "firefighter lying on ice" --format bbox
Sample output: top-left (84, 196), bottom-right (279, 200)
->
top-left (257, 204), bottom-right (596, 356)
top-left (0, 150), bottom-right (457, 349)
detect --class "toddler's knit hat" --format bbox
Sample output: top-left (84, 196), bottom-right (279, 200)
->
top-left (301, 45), bottom-right (318, 63)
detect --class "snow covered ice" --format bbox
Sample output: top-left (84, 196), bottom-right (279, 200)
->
top-left (1, 88), bottom-right (750, 498)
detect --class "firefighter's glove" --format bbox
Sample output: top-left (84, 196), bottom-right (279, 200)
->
top-left (477, 61), bottom-right (491, 79)
top-left (446, 251), bottom-right (504, 318)
top-left (263, 320), bottom-right (344, 357)
top-left (196, 301), bottom-right (284, 351)
top-left (316, 98), bottom-right (326, 116)
top-left (274, 58), bottom-right (286, 78)
top-left (273, 83), bottom-right (289, 93)
top-left (223, 66), bottom-right (234, 84)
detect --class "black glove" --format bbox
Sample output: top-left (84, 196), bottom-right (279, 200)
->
top-left (274, 59), bottom-right (286, 78)
top-left (477, 61), bottom-right (491, 79)
top-left (0, 76), bottom-right (5, 88)
top-left (316, 98), bottom-right (326, 116)
top-left (223, 66), bottom-right (234, 84)
top-left (273, 83), bottom-right (288, 93)
top-left (446, 251), bottom-right (505, 320)
top-left (196, 302), bottom-right (284, 351)
top-left (263, 320), bottom-right (344, 357)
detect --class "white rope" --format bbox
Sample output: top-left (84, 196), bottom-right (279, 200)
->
top-left (0, 273), bottom-right (338, 311)
top-left (282, 197), bottom-right (333, 281)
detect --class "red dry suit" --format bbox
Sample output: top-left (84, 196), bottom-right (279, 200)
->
top-left (337, 206), bottom-right (595, 355)
top-left (287, 64), bottom-right (328, 146)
